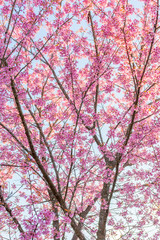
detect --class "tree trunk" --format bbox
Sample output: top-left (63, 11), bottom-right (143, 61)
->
top-left (48, 189), bottom-right (60, 240)
top-left (96, 182), bottom-right (110, 240)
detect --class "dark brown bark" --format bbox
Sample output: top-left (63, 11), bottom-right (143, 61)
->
top-left (96, 182), bottom-right (110, 240)
top-left (48, 189), bottom-right (60, 240)
top-left (71, 197), bottom-right (98, 240)
top-left (0, 186), bottom-right (24, 234)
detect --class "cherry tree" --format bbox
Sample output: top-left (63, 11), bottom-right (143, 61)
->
top-left (1, 0), bottom-right (160, 239)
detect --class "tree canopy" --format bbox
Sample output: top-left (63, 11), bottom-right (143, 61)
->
top-left (0, 0), bottom-right (160, 239)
